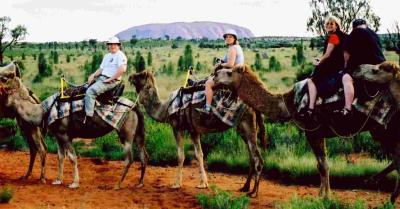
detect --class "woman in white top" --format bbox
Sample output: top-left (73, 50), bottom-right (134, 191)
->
top-left (197, 29), bottom-right (245, 113)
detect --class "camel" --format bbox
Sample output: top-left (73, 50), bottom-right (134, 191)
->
top-left (0, 62), bottom-right (148, 189)
top-left (0, 63), bottom-right (47, 183)
top-left (213, 64), bottom-right (400, 203)
top-left (129, 70), bottom-right (266, 197)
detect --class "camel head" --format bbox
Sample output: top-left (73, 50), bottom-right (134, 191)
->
top-left (213, 65), bottom-right (249, 90)
top-left (353, 61), bottom-right (400, 85)
top-left (0, 61), bottom-right (22, 97)
top-left (128, 70), bottom-right (156, 93)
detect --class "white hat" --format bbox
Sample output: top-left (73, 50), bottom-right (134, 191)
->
top-left (107, 37), bottom-right (121, 45)
top-left (223, 29), bottom-right (238, 39)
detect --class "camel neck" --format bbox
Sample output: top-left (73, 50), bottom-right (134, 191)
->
top-left (139, 84), bottom-right (169, 122)
top-left (236, 72), bottom-right (293, 121)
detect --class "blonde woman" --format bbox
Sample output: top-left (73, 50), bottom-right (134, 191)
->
top-left (197, 29), bottom-right (244, 113)
top-left (300, 16), bottom-right (348, 120)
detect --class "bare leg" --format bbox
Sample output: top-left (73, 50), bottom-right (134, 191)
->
top-left (191, 133), bottom-right (208, 189)
top-left (307, 79), bottom-right (317, 109)
top-left (171, 129), bottom-right (185, 188)
top-left (66, 143), bottom-right (79, 189)
top-left (115, 141), bottom-right (133, 189)
top-left (205, 79), bottom-right (214, 106)
top-left (342, 74), bottom-right (354, 110)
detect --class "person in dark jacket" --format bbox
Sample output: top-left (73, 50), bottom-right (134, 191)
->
top-left (300, 15), bottom-right (348, 119)
top-left (340, 19), bottom-right (386, 116)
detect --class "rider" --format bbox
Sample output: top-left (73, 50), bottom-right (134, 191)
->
top-left (300, 15), bottom-right (348, 120)
top-left (196, 29), bottom-right (245, 114)
top-left (83, 37), bottom-right (127, 123)
top-left (340, 19), bottom-right (386, 114)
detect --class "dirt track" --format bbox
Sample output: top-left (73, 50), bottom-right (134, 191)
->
top-left (0, 150), bottom-right (393, 209)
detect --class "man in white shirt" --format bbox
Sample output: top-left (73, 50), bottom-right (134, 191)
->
top-left (84, 37), bottom-right (127, 122)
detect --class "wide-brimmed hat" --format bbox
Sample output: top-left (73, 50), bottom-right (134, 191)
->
top-left (107, 37), bottom-right (121, 45)
top-left (223, 29), bottom-right (238, 40)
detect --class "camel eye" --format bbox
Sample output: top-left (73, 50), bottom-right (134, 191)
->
top-left (372, 68), bottom-right (379, 74)
top-left (0, 77), bottom-right (7, 82)
top-left (227, 71), bottom-right (232, 77)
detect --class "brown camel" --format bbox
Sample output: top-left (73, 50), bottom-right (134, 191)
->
top-left (0, 63), bottom-right (47, 183)
top-left (213, 64), bottom-right (400, 203)
top-left (129, 70), bottom-right (266, 197)
top-left (0, 62), bottom-right (148, 189)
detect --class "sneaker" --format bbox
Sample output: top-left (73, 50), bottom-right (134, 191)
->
top-left (196, 104), bottom-right (211, 114)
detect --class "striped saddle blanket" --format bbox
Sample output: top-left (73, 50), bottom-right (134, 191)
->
top-left (41, 93), bottom-right (135, 130)
top-left (294, 80), bottom-right (397, 127)
top-left (168, 88), bottom-right (246, 127)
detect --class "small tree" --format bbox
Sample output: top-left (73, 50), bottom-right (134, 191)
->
top-left (296, 42), bottom-right (305, 65)
top-left (66, 54), bottom-right (71, 63)
top-left (254, 53), bottom-right (263, 70)
top-left (147, 51), bottom-right (153, 66)
top-left (309, 38), bottom-right (315, 51)
top-left (52, 51), bottom-right (59, 64)
top-left (177, 56), bottom-right (185, 71)
top-left (89, 39), bottom-right (97, 50)
top-left (166, 61), bottom-right (174, 75)
top-left (0, 16), bottom-right (28, 65)
top-left (130, 35), bottom-right (138, 47)
top-left (37, 52), bottom-right (51, 77)
top-left (21, 53), bottom-right (25, 60)
top-left (183, 45), bottom-right (193, 69)
top-left (291, 55), bottom-right (298, 66)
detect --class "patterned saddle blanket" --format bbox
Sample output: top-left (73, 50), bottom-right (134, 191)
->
top-left (41, 93), bottom-right (135, 130)
top-left (168, 88), bottom-right (246, 127)
top-left (294, 79), bottom-right (397, 127)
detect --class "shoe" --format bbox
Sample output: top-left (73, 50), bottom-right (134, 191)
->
top-left (196, 104), bottom-right (211, 114)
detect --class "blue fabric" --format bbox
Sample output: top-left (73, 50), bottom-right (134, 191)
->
top-left (84, 76), bottom-right (119, 117)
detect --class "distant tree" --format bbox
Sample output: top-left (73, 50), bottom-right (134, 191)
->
top-left (307, 0), bottom-right (380, 35)
top-left (38, 52), bottom-right (51, 77)
top-left (164, 35), bottom-right (170, 41)
top-left (195, 61), bottom-right (203, 71)
top-left (147, 51), bottom-right (153, 66)
top-left (254, 53), bottom-right (263, 70)
top-left (89, 39), bottom-right (97, 50)
top-left (130, 35), bottom-right (138, 47)
top-left (166, 61), bottom-right (174, 75)
top-left (33, 54), bottom-right (37, 61)
top-left (66, 54), bottom-right (71, 63)
top-left (134, 50), bottom-right (145, 72)
top-left (291, 55), bottom-right (298, 66)
top-left (52, 51), bottom-right (59, 64)
top-left (386, 22), bottom-right (400, 65)
top-left (21, 52), bottom-right (25, 60)
top-left (309, 38), bottom-right (316, 50)
top-left (171, 42), bottom-right (178, 49)
top-left (296, 42), bottom-right (305, 65)
top-left (183, 45), bottom-right (193, 69)
top-left (268, 56), bottom-right (282, 72)
top-left (176, 36), bottom-right (183, 41)
top-left (177, 56), bottom-right (185, 71)
top-left (0, 16), bottom-right (28, 65)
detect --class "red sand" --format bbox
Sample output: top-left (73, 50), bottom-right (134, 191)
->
top-left (0, 150), bottom-right (393, 209)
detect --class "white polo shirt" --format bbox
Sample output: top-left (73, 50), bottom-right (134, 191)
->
top-left (100, 50), bottom-right (127, 80)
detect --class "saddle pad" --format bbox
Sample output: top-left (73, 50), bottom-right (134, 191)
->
top-left (41, 93), bottom-right (135, 130)
top-left (168, 89), bottom-right (246, 127)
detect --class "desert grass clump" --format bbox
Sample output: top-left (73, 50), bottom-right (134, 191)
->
top-left (0, 186), bottom-right (14, 204)
top-left (196, 186), bottom-right (250, 209)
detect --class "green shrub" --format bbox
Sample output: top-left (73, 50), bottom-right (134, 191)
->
top-left (0, 186), bottom-right (14, 203)
top-left (196, 186), bottom-right (250, 209)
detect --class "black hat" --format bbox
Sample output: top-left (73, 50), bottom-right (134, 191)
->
top-left (352, 19), bottom-right (367, 28)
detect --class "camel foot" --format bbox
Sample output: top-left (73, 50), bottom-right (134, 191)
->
top-left (170, 184), bottom-right (181, 189)
top-left (52, 179), bottom-right (63, 185)
top-left (114, 184), bottom-right (121, 190)
top-left (246, 191), bottom-right (257, 198)
top-left (239, 186), bottom-right (250, 192)
top-left (195, 183), bottom-right (208, 189)
top-left (68, 183), bottom-right (79, 189)
top-left (40, 178), bottom-right (46, 184)
top-left (135, 183), bottom-right (144, 188)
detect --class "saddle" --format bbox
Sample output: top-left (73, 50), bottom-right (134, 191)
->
top-left (58, 79), bottom-right (125, 104)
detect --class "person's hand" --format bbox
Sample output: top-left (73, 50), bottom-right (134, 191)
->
top-left (103, 78), bottom-right (113, 83)
top-left (88, 74), bottom-right (95, 84)
top-left (313, 58), bottom-right (320, 66)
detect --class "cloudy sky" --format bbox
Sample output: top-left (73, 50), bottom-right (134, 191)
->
top-left (1, 0), bottom-right (399, 42)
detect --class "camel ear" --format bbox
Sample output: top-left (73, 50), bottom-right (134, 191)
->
top-left (13, 61), bottom-right (21, 78)
top-left (236, 65), bottom-right (245, 73)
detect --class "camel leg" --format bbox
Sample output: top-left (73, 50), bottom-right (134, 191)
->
top-left (114, 141), bottom-right (133, 190)
top-left (135, 133), bottom-right (148, 188)
top-left (65, 142), bottom-right (79, 189)
top-left (52, 142), bottom-right (66, 185)
top-left (32, 128), bottom-right (47, 184)
top-left (191, 132), bottom-right (208, 189)
top-left (23, 135), bottom-right (37, 180)
top-left (237, 114), bottom-right (263, 197)
top-left (307, 134), bottom-right (330, 198)
top-left (365, 162), bottom-right (395, 184)
top-left (171, 129), bottom-right (185, 189)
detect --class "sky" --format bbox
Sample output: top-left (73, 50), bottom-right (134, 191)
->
top-left (1, 0), bottom-right (399, 42)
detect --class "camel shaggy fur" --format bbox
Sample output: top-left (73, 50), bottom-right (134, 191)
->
top-left (213, 64), bottom-right (400, 203)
